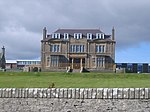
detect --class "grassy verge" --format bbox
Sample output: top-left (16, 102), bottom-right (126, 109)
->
top-left (0, 72), bottom-right (150, 88)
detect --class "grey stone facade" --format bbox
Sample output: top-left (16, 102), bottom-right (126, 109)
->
top-left (41, 28), bottom-right (116, 72)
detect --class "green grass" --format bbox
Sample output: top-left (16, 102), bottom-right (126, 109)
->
top-left (0, 72), bottom-right (150, 88)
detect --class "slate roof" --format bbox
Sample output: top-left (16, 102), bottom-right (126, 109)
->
top-left (42, 28), bottom-right (112, 41)
top-left (54, 28), bottom-right (103, 36)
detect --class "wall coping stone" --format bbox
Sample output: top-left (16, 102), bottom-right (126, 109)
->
top-left (0, 88), bottom-right (149, 99)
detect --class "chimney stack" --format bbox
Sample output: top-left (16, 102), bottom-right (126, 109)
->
top-left (2, 46), bottom-right (5, 56)
top-left (112, 27), bottom-right (115, 40)
top-left (43, 27), bottom-right (47, 39)
top-left (1, 46), bottom-right (6, 69)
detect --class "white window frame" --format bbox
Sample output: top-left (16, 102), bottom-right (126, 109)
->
top-left (79, 33), bottom-right (82, 39)
top-left (74, 33), bottom-right (77, 39)
top-left (74, 33), bottom-right (82, 39)
top-left (101, 33), bottom-right (104, 39)
top-left (96, 33), bottom-right (101, 39)
top-left (87, 33), bottom-right (92, 40)
top-left (52, 34), bottom-right (54, 38)
top-left (50, 44), bottom-right (60, 52)
top-left (96, 33), bottom-right (104, 39)
top-left (70, 45), bottom-right (85, 53)
top-left (96, 44), bottom-right (105, 53)
top-left (52, 33), bottom-right (60, 39)
top-left (64, 33), bottom-right (69, 40)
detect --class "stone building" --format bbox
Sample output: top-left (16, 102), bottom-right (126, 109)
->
top-left (0, 46), bottom-right (6, 69)
top-left (41, 27), bottom-right (115, 72)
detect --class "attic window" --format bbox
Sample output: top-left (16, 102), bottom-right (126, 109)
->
top-left (96, 33), bottom-right (101, 39)
top-left (87, 33), bottom-right (92, 40)
top-left (101, 33), bottom-right (104, 39)
top-left (96, 33), bottom-right (104, 39)
top-left (74, 33), bottom-right (82, 39)
top-left (64, 33), bottom-right (69, 40)
top-left (52, 33), bottom-right (60, 39)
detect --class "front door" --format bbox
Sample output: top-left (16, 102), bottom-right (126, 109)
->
top-left (69, 58), bottom-right (85, 69)
top-left (74, 58), bottom-right (80, 69)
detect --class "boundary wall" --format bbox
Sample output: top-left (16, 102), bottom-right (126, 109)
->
top-left (0, 88), bottom-right (150, 99)
top-left (0, 88), bottom-right (150, 112)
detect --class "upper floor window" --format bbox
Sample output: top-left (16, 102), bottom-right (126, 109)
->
top-left (64, 33), bottom-right (69, 40)
top-left (87, 33), bottom-right (92, 40)
top-left (74, 33), bottom-right (82, 39)
top-left (70, 45), bottom-right (84, 53)
top-left (96, 33), bottom-right (104, 39)
top-left (50, 44), bottom-right (60, 52)
top-left (52, 33), bottom-right (60, 39)
top-left (96, 45), bottom-right (105, 53)
top-left (96, 33), bottom-right (101, 39)
top-left (51, 55), bottom-right (59, 67)
top-left (101, 33), bottom-right (104, 39)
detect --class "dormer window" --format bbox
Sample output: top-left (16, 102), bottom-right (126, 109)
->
top-left (64, 33), bottom-right (69, 40)
top-left (96, 33), bottom-right (101, 39)
top-left (52, 33), bottom-right (60, 39)
top-left (101, 33), bottom-right (104, 39)
top-left (74, 33), bottom-right (82, 39)
top-left (87, 33), bottom-right (92, 40)
top-left (96, 33), bottom-right (104, 39)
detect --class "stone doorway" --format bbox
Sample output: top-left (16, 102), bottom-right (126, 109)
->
top-left (69, 58), bottom-right (85, 69)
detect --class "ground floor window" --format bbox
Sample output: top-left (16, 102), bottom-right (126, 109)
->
top-left (96, 57), bottom-right (105, 67)
top-left (51, 55), bottom-right (59, 67)
top-left (47, 55), bottom-right (68, 67)
top-left (46, 56), bottom-right (50, 67)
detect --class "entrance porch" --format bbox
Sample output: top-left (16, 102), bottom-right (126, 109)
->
top-left (69, 58), bottom-right (85, 69)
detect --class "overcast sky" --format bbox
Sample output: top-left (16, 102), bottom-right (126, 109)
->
top-left (0, 0), bottom-right (150, 62)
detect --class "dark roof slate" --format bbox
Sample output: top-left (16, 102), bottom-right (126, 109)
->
top-left (41, 28), bottom-right (112, 42)
top-left (54, 28), bottom-right (103, 36)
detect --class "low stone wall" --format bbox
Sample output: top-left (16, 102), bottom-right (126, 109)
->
top-left (0, 88), bottom-right (149, 99)
top-left (0, 88), bottom-right (150, 112)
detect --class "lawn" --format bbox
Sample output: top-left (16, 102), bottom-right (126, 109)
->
top-left (0, 72), bottom-right (150, 88)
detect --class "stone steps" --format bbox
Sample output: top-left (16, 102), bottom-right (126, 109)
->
top-left (72, 69), bottom-right (81, 73)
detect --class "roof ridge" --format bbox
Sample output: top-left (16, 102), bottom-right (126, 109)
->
top-left (58, 28), bottom-right (101, 30)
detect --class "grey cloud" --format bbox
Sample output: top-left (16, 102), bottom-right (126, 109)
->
top-left (0, 0), bottom-right (150, 59)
